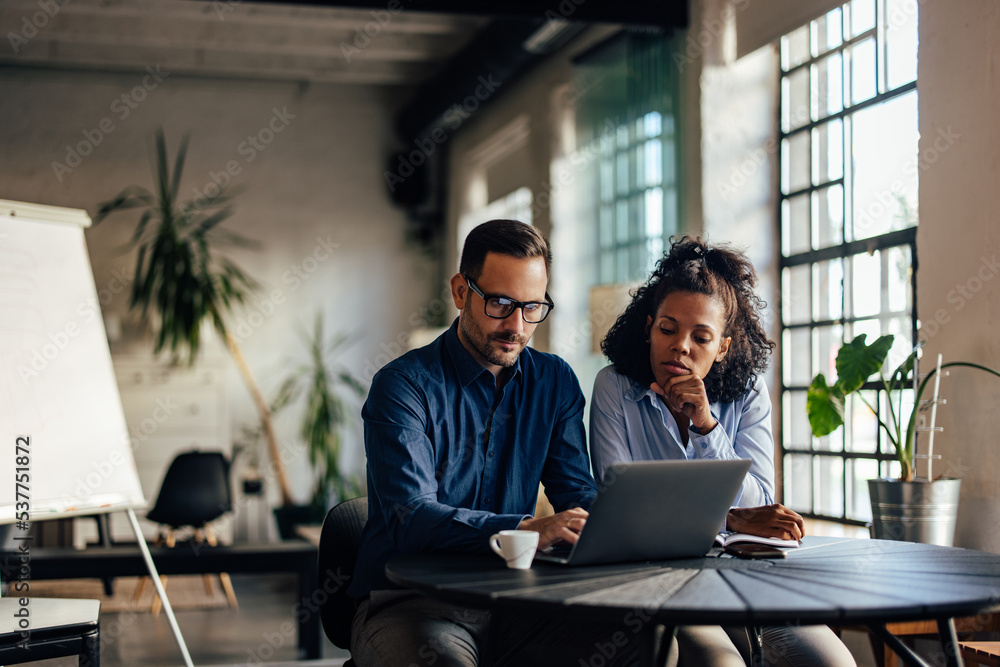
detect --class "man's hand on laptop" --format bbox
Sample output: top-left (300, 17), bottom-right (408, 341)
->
top-left (726, 504), bottom-right (804, 541)
top-left (518, 507), bottom-right (589, 549)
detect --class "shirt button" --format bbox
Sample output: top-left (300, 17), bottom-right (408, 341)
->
top-left (488, 451), bottom-right (494, 458)
top-left (701, 443), bottom-right (708, 449)
top-left (484, 499), bottom-right (491, 506)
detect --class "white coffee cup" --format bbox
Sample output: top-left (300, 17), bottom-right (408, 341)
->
top-left (489, 530), bottom-right (539, 570)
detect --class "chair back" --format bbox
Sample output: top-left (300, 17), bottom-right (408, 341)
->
top-left (318, 496), bottom-right (368, 651)
top-left (145, 450), bottom-right (232, 528)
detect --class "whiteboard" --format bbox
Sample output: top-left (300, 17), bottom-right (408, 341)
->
top-left (0, 199), bottom-right (145, 524)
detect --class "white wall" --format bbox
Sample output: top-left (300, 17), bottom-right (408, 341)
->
top-left (0, 68), bottom-right (436, 535)
top-left (916, 1), bottom-right (1000, 552)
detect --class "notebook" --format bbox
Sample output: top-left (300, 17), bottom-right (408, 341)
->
top-left (534, 458), bottom-right (751, 566)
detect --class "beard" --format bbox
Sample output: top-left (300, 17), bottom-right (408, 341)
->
top-left (458, 309), bottom-right (529, 369)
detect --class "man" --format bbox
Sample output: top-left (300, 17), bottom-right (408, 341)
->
top-left (348, 220), bottom-right (640, 666)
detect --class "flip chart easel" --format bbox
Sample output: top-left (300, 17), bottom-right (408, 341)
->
top-left (0, 198), bottom-right (194, 667)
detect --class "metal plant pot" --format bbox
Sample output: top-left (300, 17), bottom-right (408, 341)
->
top-left (868, 478), bottom-right (962, 546)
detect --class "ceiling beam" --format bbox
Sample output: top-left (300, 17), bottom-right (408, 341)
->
top-left (221, 0), bottom-right (688, 28)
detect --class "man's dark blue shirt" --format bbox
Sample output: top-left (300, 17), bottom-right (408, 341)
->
top-left (349, 320), bottom-right (597, 597)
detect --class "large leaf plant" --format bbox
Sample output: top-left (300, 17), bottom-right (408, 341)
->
top-left (807, 333), bottom-right (1000, 482)
top-left (95, 130), bottom-right (295, 505)
top-left (273, 314), bottom-right (365, 508)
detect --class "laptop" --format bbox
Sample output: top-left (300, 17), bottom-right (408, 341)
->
top-left (534, 458), bottom-right (751, 566)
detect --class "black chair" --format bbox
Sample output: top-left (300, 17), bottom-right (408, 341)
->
top-left (140, 450), bottom-right (238, 612)
top-left (318, 496), bottom-right (367, 663)
top-left (146, 450), bottom-right (233, 540)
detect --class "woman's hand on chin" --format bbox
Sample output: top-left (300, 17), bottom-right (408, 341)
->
top-left (650, 375), bottom-right (717, 432)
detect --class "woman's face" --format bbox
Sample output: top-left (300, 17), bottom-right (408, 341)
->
top-left (647, 291), bottom-right (731, 388)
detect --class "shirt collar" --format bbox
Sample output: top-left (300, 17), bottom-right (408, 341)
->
top-left (443, 318), bottom-right (523, 388)
top-left (625, 378), bottom-right (657, 404)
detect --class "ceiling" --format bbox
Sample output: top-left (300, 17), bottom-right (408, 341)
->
top-left (0, 0), bottom-right (489, 85)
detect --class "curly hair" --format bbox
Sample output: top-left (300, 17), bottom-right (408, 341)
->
top-left (600, 236), bottom-right (775, 404)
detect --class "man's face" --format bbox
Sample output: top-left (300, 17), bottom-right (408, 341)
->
top-left (452, 253), bottom-right (548, 375)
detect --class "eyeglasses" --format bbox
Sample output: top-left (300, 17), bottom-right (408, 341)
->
top-left (463, 275), bottom-right (554, 324)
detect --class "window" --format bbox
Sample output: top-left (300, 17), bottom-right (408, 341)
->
top-left (778, 0), bottom-right (919, 524)
top-left (575, 33), bottom-right (680, 285)
top-left (596, 110), bottom-right (675, 283)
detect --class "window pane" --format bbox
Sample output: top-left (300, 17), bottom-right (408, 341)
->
top-left (812, 53), bottom-right (844, 121)
top-left (814, 323), bottom-right (844, 384)
top-left (783, 67), bottom-right (811, 132)
top-left (644, 139), bottom-right (662, 187)
top-left (646, 238), bottom-right (663, 268)
top-left (814, 425), bottom-right (843, 452)
top-left (600, 252), bottom-right (614, 284)
top-left (782, 24), bottom-right (811, 70)
top-left (784, 454), bottom-right (813, 513)
top-left (616, 151), bottom-right (629, 194)
top-left (634, 142), bottom-right (645, 189)
top-left (616, 124), bottom-right (629, 149)
top-left (815, 457), bottom-right (844, 517)
top-left (886, 0), bottom-right (918, 89)
top-left (848, 458), bottom-right (877, 521)
top-left (784, 390), bottom-right (811, 448)
top-left (814, 258), bottom-right (843, 321)
top-left (643, 111), bottom-right (662, 138)
top-left (878, 390), bottom-right (901, 456)
top-left (848, 390), bottom-right (879, 453)
top-left (886, 245), bottom-right (912, 313)
top-left (616, 247), bottom-right (628, 283)
top-left (782, 132), bottom-right (811, 194)
top-left (782, 194), bottom-right (811, 255)
top-left (813, 8), bottom-right (843, 56)
top-left (616, 200), bottom-right (629, 243)
top-left (852, 92), bottom-right (919, 240)
top-left (600, 160), bottom-right (613, 201)
top-left (783, 327), bottom-right (812, 387)
top-left (814, 184), bottom-right (844, 249)
top-left (599, 206), bottom-right (613, 248)
top-left (644, 187), bottom-right (663, 238)
top-left (813, 119), bottom-right (844, 185)
top-left (851, 250), bottom-right (881, 319)
top-left (885, 316), bottom-right (913, 368)
top-left (783, 265), bottom-right (811, 325)
top-left (630, 242), bottom-right (645, 280)
top-left (850, 0), bottom-right (876, 37)
top-left (850, 38), bottom-right (877, 104)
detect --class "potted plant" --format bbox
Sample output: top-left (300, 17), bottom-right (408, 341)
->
top-left (270, 314), bottom-right (366, 538)
top-left (95, 130), bottom-right (296, 507)
top-left (807, 333), bottom-right (1000, 544)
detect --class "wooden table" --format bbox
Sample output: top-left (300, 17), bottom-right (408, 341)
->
top-left (387, 537), bottom-right (1000, 667)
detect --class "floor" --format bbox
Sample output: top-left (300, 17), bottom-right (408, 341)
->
top-left (26, 573), bottom-right (350, 667)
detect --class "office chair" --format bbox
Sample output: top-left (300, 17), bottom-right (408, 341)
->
top-left (139, 450), bottom-right (238, 612)
top-left (318, 496), bottom-right (367, 664)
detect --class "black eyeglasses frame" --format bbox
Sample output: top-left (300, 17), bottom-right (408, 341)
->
top-left (462, 275), bottom-right (554, 324)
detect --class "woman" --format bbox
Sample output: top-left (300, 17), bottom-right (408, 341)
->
top-left (590, 236), bottom-right (855, 667)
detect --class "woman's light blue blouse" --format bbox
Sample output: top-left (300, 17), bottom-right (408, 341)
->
top-left (589, 365), bottom-right (774, 508)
